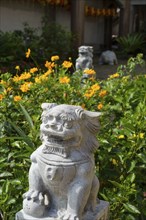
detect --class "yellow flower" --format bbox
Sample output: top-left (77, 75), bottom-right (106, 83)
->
top-left (81, 103), bottom-right (86, 109)
top-left (118, 135), bottom-right (124, 139)
top-left (19, 72), bottom-right (31, 80)
top-left (109, 73), bottom-right (120, 79)
top-left (45, 61), bottom-right (52, 69)
top-left (91, 83), bottom-right (100, 91)
top-left (0, 94), bottom-right (4, 101)
top-left (14, 96), bottom-right (22, 102)
top-left (15, 65), bottom-right (20, 71)
top-left (30, 67), bottom-right (38, 74)
top-left (130, 133), bottom-right (144, 139)
top-left (139, 133), bottom-right (145, 139)
top-left (83, 69), bottom-right (96, 75)
top-left (13, 75), bottom-right (21, 82)
top-left (44, 69), bottom-right (52, 76)
top-left (20, 82), bottom-right (32, 92)
top-left (97, 103), bottom-right (103, 110)
top-left (45, 61), bottom-right (55, 69)
top-left (112, 159), bottom-right (118, 166)
top-left (35, 75), bottom-right (48, 84)
top-left (3, 89), bottom-right (7, 95)
top-left (99, 90), bottom-right (107, 97)
top-left (35, 76), bottom-right (41, 84)
top-left (89, 76), bottom-right (95, 82)
top-left (7, 87), bottom-right (12, 92)
top-left (59, 76), bottom-right (70, 84)
top-left (0, 80), bottom-right (7, 85)
top-left (26, 48), bottom-right (31, 58)
top-left (51, 55), bottom-right (59, 62)
top-left (84, 90), bottom-right (95, 98)
top-left (62, 61), bottom-right (73, 69)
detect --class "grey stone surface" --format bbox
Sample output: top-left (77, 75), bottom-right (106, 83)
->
top-left (16, 200), bottom-right (109, 220)
top-left (75, 45), bottom-right (94, 71)
top-left (99, 50), bottom-right (118, 65)
top-left (15, 103), bottom-right (109, 220)
top-left (75, 46), bottom-right (96, 80)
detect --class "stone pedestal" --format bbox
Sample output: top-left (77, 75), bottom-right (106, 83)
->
top-left (16, 200), bottom-right (109, 220)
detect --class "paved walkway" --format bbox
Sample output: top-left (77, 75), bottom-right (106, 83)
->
top-left (93, 57), bottom-right (146, 80)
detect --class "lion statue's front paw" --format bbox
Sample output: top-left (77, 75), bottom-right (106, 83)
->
top-left (23, 190), bottom-right (49, 217)
top-left (60, 212), bottom-right (79, 220)
top-left (23, 190), bottom-right (45, 204)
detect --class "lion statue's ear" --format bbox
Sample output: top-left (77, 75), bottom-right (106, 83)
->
top-left (41, 103), bottom-right (58, 120)
top-left (75, 108), bottom-right (85, 119)
top-left (84, 110), bottom-right (101, 133)
top-left (41, 103), bottom-right (57, 111)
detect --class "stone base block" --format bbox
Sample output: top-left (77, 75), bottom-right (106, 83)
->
top-left (15, 200), bottom-right (109, 220)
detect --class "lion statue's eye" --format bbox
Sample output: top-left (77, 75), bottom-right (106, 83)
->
top-left (63, 121), bottom-right (73, 129)
top-left (43, 115), bottom-right (54, 124)
top-left (42, 116), bottom-right (49, 124)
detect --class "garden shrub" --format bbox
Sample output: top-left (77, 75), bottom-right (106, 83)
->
top-left (0, 52), bottom-right (146, 220)
top-left (116, 32), bottom-right (146, 57)
top-left (0, 22), bottom-right (75, 74)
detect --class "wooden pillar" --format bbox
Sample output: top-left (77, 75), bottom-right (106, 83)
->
top-left (122, 0), bottom-right (131, 35)
top-left (71, 0), bottom-right (85, 49)
top-left (104, 16), bottom-right (113, 50)
top-left (119, 7), bottom-right (124, 36)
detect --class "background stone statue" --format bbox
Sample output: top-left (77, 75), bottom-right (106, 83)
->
top-left (99, 50), bottom-right (118, 65)
top-left (16, 103), bottom-right (109, 220)
top-left (75, 46), bottom-right (94, 71)
top-left (75, 46), bottom-right (96, 81)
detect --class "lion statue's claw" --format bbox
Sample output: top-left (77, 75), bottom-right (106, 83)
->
top-left (61, 212), bottom-right (79, 220)
top-left (23, 190), bottom-right (45, 204)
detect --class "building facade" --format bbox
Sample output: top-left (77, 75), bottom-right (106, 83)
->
top-left (0, 0), bottom-right (146, 52)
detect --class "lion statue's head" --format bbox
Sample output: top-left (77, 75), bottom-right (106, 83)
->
top-left (40, 103), bottom-right (101, 158)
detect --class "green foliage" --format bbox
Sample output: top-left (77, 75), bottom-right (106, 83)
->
top-left (0, 21), bottom-right (75, 73)
top-left (0, 53), bottom-right (146, 219)
top-left (0, 31), bottom-right (24, 65)
top-left (117, 33), bottom-right (146, 56)
top-left (39, 21), bottom-right (76, 61)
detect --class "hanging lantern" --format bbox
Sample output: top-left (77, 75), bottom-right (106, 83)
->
top-left (102, 9), bottom-right (106, 16)
top-left (112, 8), bottom-right (116, 16)
top-left (56, 0), bottom-right (61, 5)
top-left (63, 0), bottom-right (68, 6)
top-left (91, 7), bottom-right (96, 16)
top-left (107, 9), bottom-right (112, 16)
top-left (96, 9), bottom-right (101, 16)
top-left (85, 5), bottom-right (90, 16)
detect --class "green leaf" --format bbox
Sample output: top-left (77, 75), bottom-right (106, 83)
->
top-left (123, 203), bottom-right (140, 214)
top-left (137, 153), bottom-right (146, 163)
top-left (128, 161), bottom-right (136, 173)
top-left (0, 172), bottom-right (13, 178)
top-left (108, 180), bottom-right (123, 188)
top-left (7, 198), bottom-right (16, 205)
top-left (19, 103), bottom-right (34, 128)
top-left (125, 214), bottom-right (137, 220)
top-left (8, 121), bottom-right (34, 148)
top-left (99, 193), bottom-right (109, 201)
top-left (126, 173), bottom-right (136, 183)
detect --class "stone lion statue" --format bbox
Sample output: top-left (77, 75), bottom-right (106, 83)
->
top-left (21, 104), bottom-right (101, 220)
top-left (99, 50), bottom-right (118, 65)
top-left (75, 45), bottom-right (94, 71)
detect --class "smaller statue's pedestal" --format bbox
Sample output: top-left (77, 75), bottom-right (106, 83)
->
top-left (15, 200), bottom-right (109, 220)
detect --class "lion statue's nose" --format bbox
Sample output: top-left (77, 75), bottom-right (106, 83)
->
top-left (45, 122), bottom-right (62, 131)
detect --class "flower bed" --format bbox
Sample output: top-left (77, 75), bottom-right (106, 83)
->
top-left (0, 52), bottom-right (146, 219)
